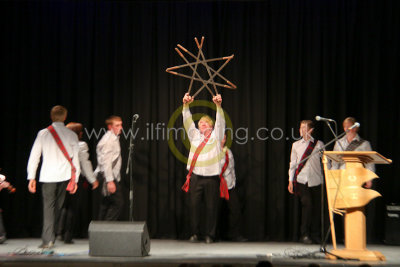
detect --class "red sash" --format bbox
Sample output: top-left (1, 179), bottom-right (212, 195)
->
top-left (293, 139), bottom-right (318, 194)
top-left (182, 134), bottom-right (211, 192)
top-left (219, 150), bottom-right (230, 200)
top-left (47, 125), bottom-right (76, 192)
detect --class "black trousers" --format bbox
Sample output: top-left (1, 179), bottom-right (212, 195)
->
top-left (297, 182), bottom-right (321, 240)
top-left (57, 178), bottom-right (89, 241)
top-left (189, 174), bottom-right (219, 239)
top-left (41, 181), bottom-right (68, 244)
top-left (98, 175), bottom-right (123, 221)
top-left (225, 187), bottom-right (242, 238)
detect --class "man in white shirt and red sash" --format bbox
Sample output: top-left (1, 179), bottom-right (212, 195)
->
top-left (288, 120), bottom-right (324, 244)
top-left (27, 105), bottom-right (80, 248)
top-left (181, 93), bottom-right (225, 244)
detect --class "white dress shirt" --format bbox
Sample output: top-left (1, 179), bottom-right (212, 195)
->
top-left (79, 141), bottom-right (96, 184)
top-left (288, 137), bottom-right (324, 187)
top-left (183, 105), bottom-right (225, 176)
top-left (331, 134), bottom-right (375, 172)
top-left (27, 122), bottom-right (80, 183)
top-left (220, 147), bottom-right (236, 190)
top-left (95, 130), bottom-right (122, 182)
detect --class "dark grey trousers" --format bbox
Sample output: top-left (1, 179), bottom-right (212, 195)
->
top-left (41, 181), bottom-right (68, 244)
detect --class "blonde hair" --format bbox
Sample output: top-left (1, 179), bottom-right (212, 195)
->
top-left (105, 115), bottom-right (122, 126)
top-left (50, 105), bottom-right (67, 122)
top-left (199, 115), bottom-right (214, 127)
top-left (343, 117), bottom-right (359, 132)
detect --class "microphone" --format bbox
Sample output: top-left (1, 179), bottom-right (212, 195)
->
top-left (132, 114), bottom-right (139, 123)
top-left (349, 122), bottom-right (360, 130)
top-left (315, 115), bottom-right (335, 122)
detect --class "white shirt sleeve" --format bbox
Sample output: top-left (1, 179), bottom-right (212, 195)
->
top-left (229, 149), bottom-right (236, 184)
top-left (288, 143), bottom-right (297, 181)
top-left (362, 141), bottom-right (375, 172)
top-left (27, 132), bottom-right (43, 180)
top-left (79, 142), bottom-right (96, 184)
top-left (214, 106), bottom-right (225, 141)
top-left (330, 141), bottom-right (341, 170)
top-left (71, 135), bottom-right (80, 183)
top-left (182, 105), bottom-right (200, 143)
top-left (102, 141), bottom-right (117, 182)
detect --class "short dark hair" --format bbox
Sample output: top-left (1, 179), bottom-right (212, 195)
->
top-left (300, 120), bottom-right (314, 129)
top-left (50, 105), bottom-right (67, 122)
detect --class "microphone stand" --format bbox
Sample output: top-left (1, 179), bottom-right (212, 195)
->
top-left (126, 115), bottom-right (138, 222)
top-left (324, 120), bottom-right (344, 151)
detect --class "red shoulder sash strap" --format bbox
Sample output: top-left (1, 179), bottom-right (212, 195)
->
top-left (47, 125), bottom-right (76, 192)
top-left (219, 150), bottom-right (230, 200)
top-left (293, 139), bottom-right (318, 194)
top-left (182, 134), bottom-right (211, 192)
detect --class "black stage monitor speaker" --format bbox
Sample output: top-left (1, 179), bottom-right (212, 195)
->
top-left (384, 204), bottom-right (400, 245)
top-left (89, 221), bottom-right (150, 256)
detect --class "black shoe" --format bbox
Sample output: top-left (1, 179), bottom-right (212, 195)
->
top-left (300, 235), bottom-right (313, 245)
top-left (0, 235), bottom-right (6, 244)
top-left (231, 236), bottom-right (248, 242)
top-left (64, 239), bottom-right (74, 244)
top-left (38, 241), bottom-right (54, 249)
top-left (205, 236), bottom-right (213, 244)
top-left (189, 234), bottom-right (198, 242)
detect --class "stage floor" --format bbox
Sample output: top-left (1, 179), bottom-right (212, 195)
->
top-left (0, 238), bottom-right (399, 266)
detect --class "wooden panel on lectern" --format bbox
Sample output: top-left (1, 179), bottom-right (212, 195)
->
top-left (324, 168), bottom-right (381, 209)
top-left (324, 151), bottom-right (392, 165)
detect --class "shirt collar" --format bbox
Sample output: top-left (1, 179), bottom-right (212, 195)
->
top-left (52, 122), bottom-right (65, 127)
top-left (342, 133), bottom-right (360, 143)
top-left (107, 130), bottom-right (120, 140)
top-left (301, 136), bottom-right (314, 143)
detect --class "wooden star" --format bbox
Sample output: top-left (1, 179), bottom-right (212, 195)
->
top-left (166, 37), bottom-right (236, 98)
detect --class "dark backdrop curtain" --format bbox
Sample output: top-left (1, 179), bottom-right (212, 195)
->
top-left (0, 0), bottom-right (399, 242)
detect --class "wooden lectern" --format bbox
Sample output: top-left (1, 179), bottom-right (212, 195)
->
top-left (323, 151), bottom-right (392, 261)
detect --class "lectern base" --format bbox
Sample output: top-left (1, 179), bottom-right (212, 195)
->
top-left (327, 249), bottom-right (386, 261)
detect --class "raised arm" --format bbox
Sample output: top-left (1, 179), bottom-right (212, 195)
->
top-left (182, 93), bottom-right (200, 142)
top-left (213, 94), bottom-right (225, 141)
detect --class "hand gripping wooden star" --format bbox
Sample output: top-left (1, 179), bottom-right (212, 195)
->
top-left (166, 37), bottom-right (236, 98)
